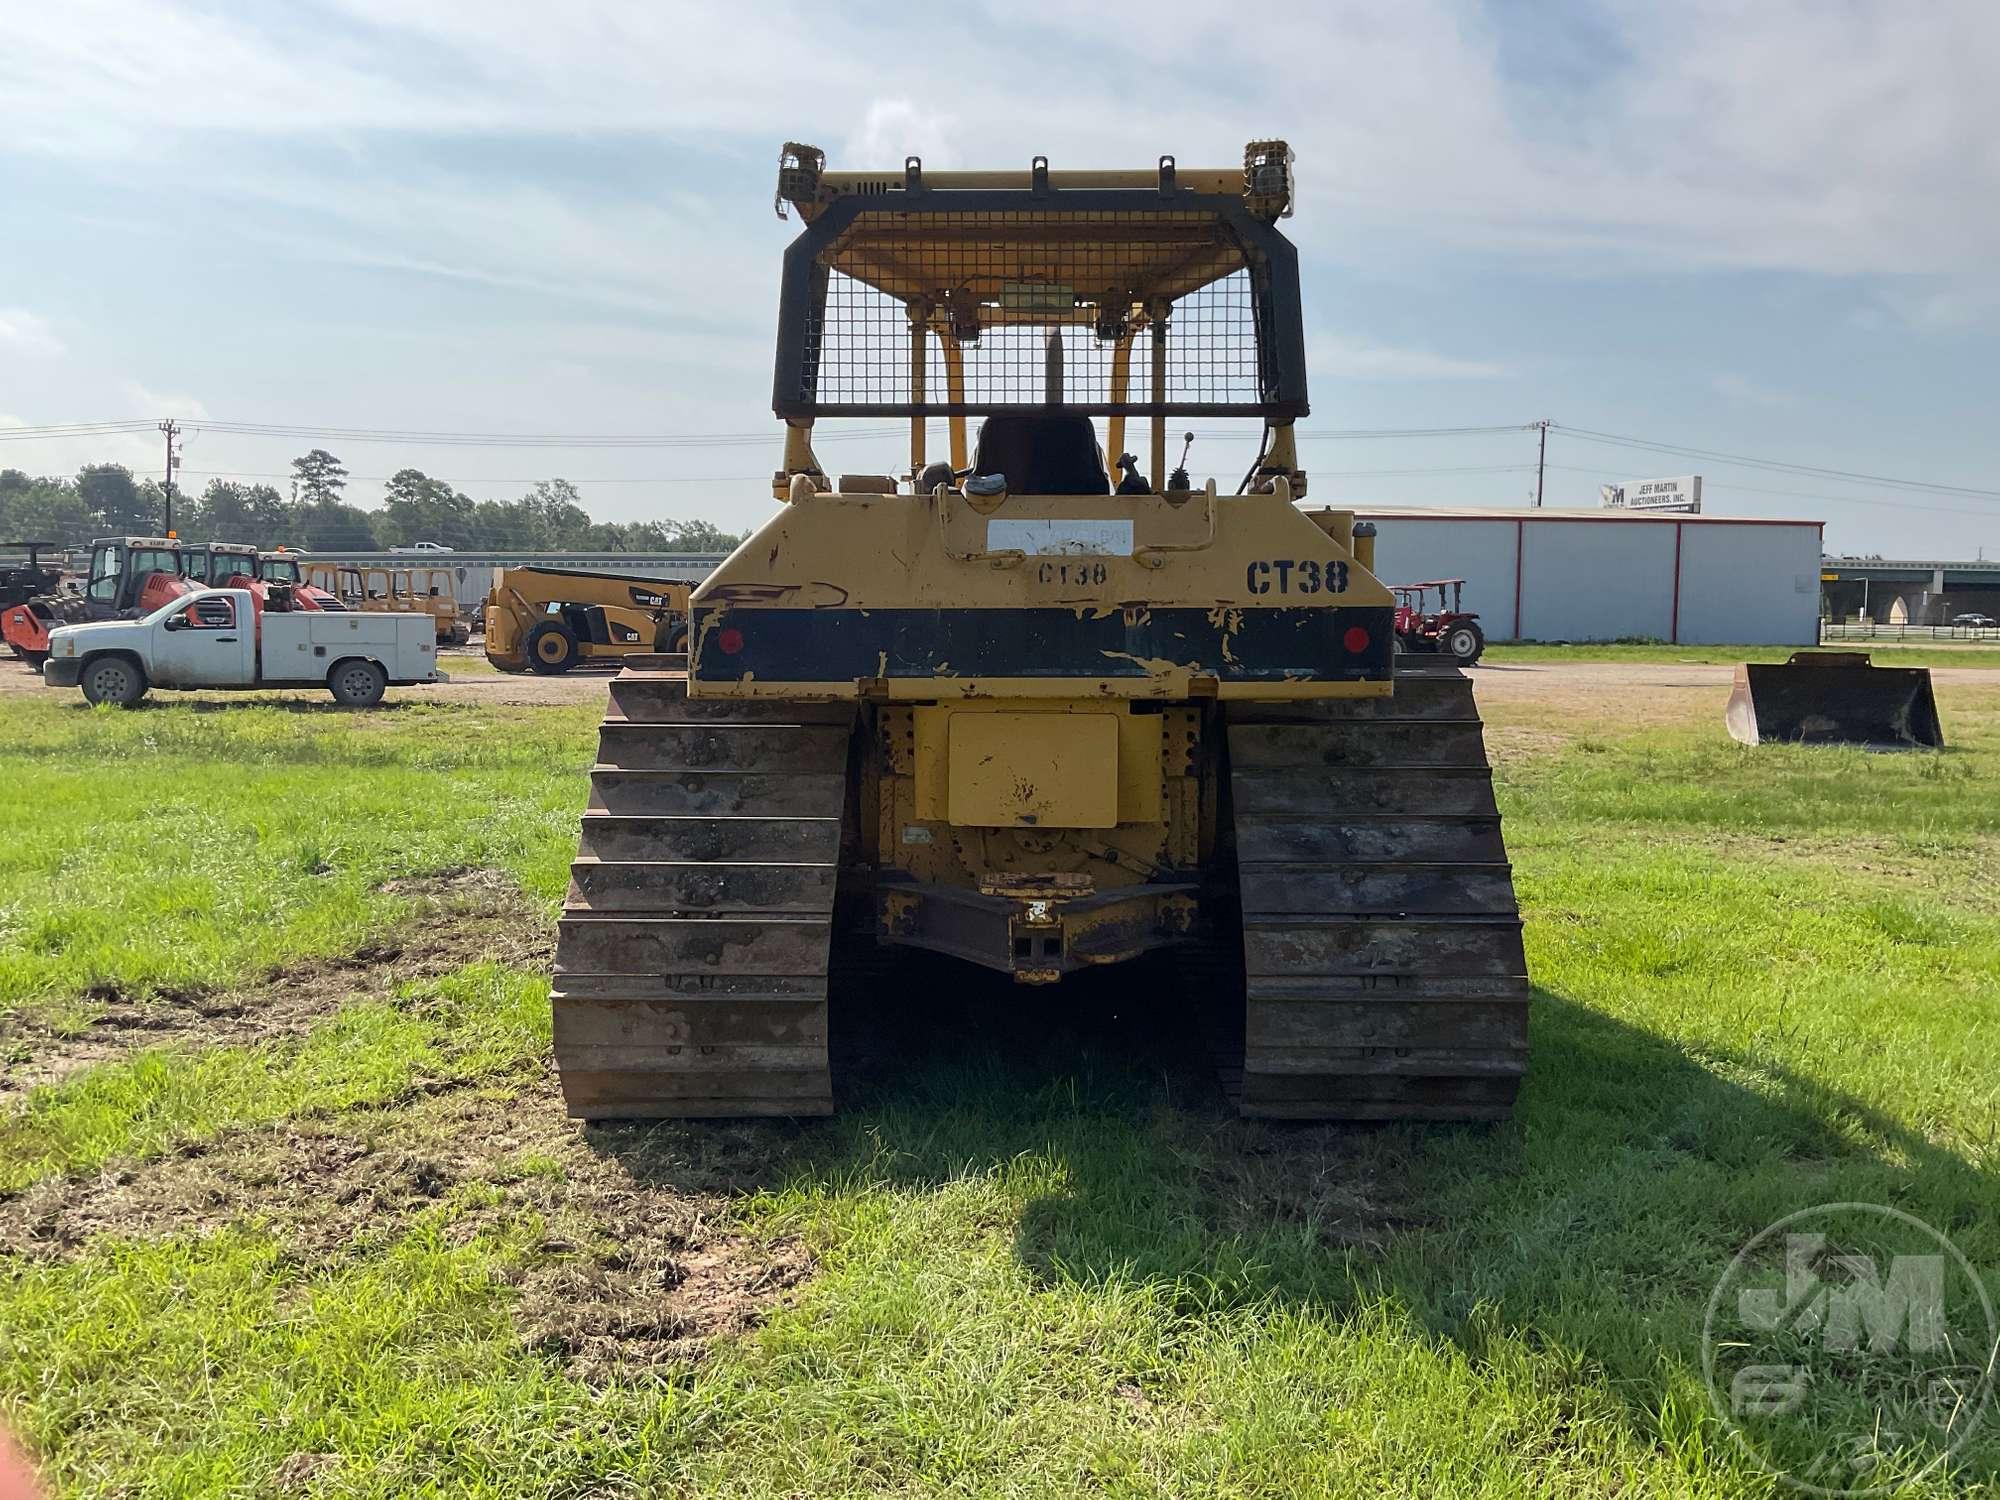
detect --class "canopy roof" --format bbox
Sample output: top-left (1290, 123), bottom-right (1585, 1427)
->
top-left (771, 144), bottom-right (1309, 420)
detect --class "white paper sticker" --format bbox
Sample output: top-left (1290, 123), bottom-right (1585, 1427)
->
top-left (986, 519), bottom-right (1134, 556)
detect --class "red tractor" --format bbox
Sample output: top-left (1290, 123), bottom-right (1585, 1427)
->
top-left (257, 549), bottom-right (345, 610)
top-left (2, 536), bottom-right (195, 670)
top-left (183, 541), bottom-right (261, 589)
top-left (1392, 578), bottom-right (1487, 666)
top-left (183, 542), bottom-right (343, 612)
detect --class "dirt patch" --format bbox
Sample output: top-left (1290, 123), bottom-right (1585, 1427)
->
top-left (409, 670), bottom-right (612, 707)
top-left (0, 873), bottom-right (553, 1100)
top-left (2, 653), bottom-right (608, 707)
top-left (1470, 661), bottom-right (1737, 749)
top-left (0, 1076), bottom-right (814, 1380)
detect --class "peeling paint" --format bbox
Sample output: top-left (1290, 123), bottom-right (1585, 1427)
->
top-left (1096, 648), bottom-right (1185, 674)
top-left (704, 580), bottom-right (851, 609)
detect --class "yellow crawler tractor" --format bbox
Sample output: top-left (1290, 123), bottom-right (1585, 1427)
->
top-left (552, 144), bottom-right (1528, 1120)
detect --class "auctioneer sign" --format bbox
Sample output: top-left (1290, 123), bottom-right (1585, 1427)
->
top-left (1601, 475), bottom-right (1702, 512)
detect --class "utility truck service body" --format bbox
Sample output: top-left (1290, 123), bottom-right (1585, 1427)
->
top-left (43, 587), bottom-right (445, 707)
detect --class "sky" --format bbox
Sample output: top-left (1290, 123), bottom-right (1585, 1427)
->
top-left (1, 0), bottom-right (1997, 557)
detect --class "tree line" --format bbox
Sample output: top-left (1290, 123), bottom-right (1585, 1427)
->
top-left (0, 449), bottom-right (744, 554)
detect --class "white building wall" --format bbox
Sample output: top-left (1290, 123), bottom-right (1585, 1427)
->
top-left (1675, 523), bottom-right (1820, 645)
top-left (1518, 521), bottom-right (1677, 641)
top-left (1362, 518), bottom-right (1520, 632)
top-left (1359, 509), bottom-right (1823, 645)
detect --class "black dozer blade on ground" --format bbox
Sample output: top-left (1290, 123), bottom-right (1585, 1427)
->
top-left (1725, 652), bottom-right (1943, 750)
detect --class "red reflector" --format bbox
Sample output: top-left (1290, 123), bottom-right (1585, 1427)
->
top-left (1343, 626), bottom-right (1371, 654)
top-left (716, 627), bottom-right (745, 656)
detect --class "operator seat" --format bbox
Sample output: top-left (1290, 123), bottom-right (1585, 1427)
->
top-left (971, 412), bottom-right (1111, 496)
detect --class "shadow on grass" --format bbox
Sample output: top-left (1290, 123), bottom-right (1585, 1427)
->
top-left (580, 947), bottom-right (1996, 1481)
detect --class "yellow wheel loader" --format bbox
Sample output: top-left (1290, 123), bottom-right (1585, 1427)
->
top-left (552, 143), bottom-right (1529, 1120)
top-left (484, 567), bottom-right (695, 674)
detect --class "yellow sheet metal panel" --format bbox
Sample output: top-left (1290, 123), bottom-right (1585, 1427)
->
top-left (912, 705), bottom-right (948, 820)
top-left (1115, 711), bottom-right (1163, 824)
top-left (947, 712), bottom-right (1119, 828)
top-left (913, 701), bottom-right (1160, 825)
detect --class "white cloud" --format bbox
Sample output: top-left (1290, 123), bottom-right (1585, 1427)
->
top-left (1711, 372), bottom-right (1801, 408)
top-left (1874, 281), bottom-right (2000, 332)
top-left (0, 309), bottom-right (65, 357)
top-left (1316, 337), bottom-right (1509, 381)
top-left (3, 0), bottom-right (1996, 282)
top-left (1, 0), bottom-right (1998, 547)
top-left (845, 99), bottom-right (956, 169)
top-left (122, 382), bottom-right (210, 421)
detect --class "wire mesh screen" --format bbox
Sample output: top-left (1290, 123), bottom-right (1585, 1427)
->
top-left (792, 211), bottom-right (1272, 415)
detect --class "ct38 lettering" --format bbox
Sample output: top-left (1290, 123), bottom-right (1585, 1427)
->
top-left (1036, 560), bottom-right (1110, 587)
top-left (1245, 559), bottom-right (1348, 596)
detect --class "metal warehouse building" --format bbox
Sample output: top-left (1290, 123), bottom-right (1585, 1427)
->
top-left (1356, 507), bottom-right (1825, 645)
top-left (314, 512), bottom-right (1826, 647)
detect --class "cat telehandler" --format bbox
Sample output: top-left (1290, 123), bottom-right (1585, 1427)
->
top-left (484, 566), bottom-right (695, 674)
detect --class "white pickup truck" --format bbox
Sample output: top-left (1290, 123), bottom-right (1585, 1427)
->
top-left (42, 587), bottom-right (447, 707)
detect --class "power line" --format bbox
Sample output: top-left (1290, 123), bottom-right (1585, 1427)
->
top-left (1551, 424), bottom-right (2000, 501)
top-left (182, 461), bottom-right (1540, 488)
top-left (1289, 424), bottom-right (1539, 440)
top-left (1543, 464), bottom-right (2000, 522)
top-left (178, 469), bottom-right (769, 486)
top-left (11, 418), bottom-right (1537, 450)
top-left (8, 412), bottom-right (1999, 518)
top-left (185, 421), bottom-right (912, 449)
top-left (0, 421), bottom-right (158, 442)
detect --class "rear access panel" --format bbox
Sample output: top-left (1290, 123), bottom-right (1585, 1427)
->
top-left (947, 712), bottom-right (1119, 828)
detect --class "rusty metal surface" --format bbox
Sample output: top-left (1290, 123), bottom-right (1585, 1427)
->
top-left (552, 666), bottom-right (856, 1118)
top-left (1224, 660), bottom-right (1529, 1121)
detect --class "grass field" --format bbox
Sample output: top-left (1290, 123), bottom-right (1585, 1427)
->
top-left (2, 661), bottom-right (1997, 1497)
top-left (1484, 640), bottom-right (2000, 668)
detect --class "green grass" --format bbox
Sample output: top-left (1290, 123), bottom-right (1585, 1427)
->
top-left (0, 964), bottom-right (549, 1190)
top-left (0, 694), bottom-right (596, 1019)
top-left (1486, 640), bottom-right (2000, 668)
top-left (2, 673), bottom-right (1999, 1495)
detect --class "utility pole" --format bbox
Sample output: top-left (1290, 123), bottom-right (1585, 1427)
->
top-left (159, 419), bottom-right (181, 534)
top-left (1534, 419), bottom-right (1549, 508)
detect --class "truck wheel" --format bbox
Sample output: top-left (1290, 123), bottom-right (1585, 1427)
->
top-left (1445, 622), bottom-right (1486, 666)
top-left (80, 656), bottom-right (147, 707)
top-left (328, 658), bottom-right (388, 707)
top-left (526, 621), bottom-right (579, 674)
